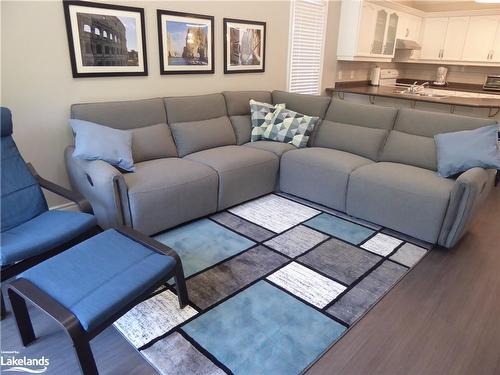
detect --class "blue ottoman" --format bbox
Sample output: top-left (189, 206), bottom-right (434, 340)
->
top-left (7, 227), bottom-right (188, 375)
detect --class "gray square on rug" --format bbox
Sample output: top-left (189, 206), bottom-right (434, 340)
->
top-left (264, 225), bottom-right (329, 258)
top-left (298, 238), bottom-right (381, 285)
top-left (141, 332), bottom-right (225, 375)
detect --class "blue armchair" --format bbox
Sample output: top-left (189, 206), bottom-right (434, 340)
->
top-left (1, 107), bottom-right (100, 318)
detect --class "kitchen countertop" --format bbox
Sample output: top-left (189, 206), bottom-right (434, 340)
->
top-left (327, 80), bottom-right (500, 109)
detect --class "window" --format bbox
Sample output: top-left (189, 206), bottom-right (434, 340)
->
top-left (94, 27), bottom-right (100, 36)
top-left (288, 0), bottom-right (328, 95)
top-left (83, 24), bottom-right (91, 33)
top-left (103, 30), bottom-right (107, 38)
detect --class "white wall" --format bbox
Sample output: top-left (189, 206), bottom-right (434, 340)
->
top-left (1, 0), bottom-right (291, 206)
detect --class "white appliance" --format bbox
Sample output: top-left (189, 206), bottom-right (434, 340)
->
top-left (379, 69), bottom-right (399, 86)
top-left (434, 67), bottom-right (448, 86)
top-left (370, 66), bottom-right (381, 86)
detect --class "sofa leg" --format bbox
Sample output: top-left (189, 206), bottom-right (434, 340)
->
top-left (7, 288), bottom-right (36, 346)
top-left (72, 337), bottom-right (98, 375)
top-left (1, 291), bottom-right (6, 320)
top-left (174, 263), bottom-right (189, 309)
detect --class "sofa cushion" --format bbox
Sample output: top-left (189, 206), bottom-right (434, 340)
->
top-left (314, 99), bottom-right (397, 160)
top-left (164, 93), bottom-right (227, 124)
top-left (1, 210), bottom-right (97, 266)
top-left (250, 100), bottom-right (284, 142)
top-left (223, 91), bottom-right (272, 116)
top-left (381, 108), bottom-right (495, 171)
top-left (123, 158), bottom-right (218, 235)
top-left (272, 90), bottom-right (331, 118)
top-left (71, 98), bottom-right (167, 130)
top-left (229, 115), bottom-right (252, 145)
top-left (243, 141), bottom-right (296, 157)
top-left (346, 162), bottom-right (455, 243)
top-left (280, 147), bottom-right (374, 211)
top-left (170, 116), bottom-right (236, 157)
top-left (185, 145), bottom-right (279, 209)
top-left (131, 123), bottom-right (178, 162)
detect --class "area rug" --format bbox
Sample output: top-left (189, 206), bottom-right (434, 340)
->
top-left (114, 194), bottom-right (432, 375)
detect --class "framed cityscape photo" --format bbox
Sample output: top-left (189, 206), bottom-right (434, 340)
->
top-left (157, 10), bottom-right (214, 74)
top-left (63, 0), bottom-right (147, 78)
top-left (223, 18), bottom-right (266, 74)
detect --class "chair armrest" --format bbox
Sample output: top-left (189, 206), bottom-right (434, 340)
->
top-left (438, 167), bottom-right (496, 248)
top-left (27, 163), bottom-right (93, 214)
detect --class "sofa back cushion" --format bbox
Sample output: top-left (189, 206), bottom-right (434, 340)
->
top-left (381, 108), bottom-right (496, 170)
top-left (272, 90), bottom-right (331, 118)
top-left (71, 98), bottom-right (167, 130)
top-left (314, 99), bottom-right (397, 160)
top-left (164, 93), bottom-right (236, 157)
top-left (131, 124), bottom-right (178, 162)
top-left (223, 91), bottom-right (272, 144)
top-left (170, 116), bottom-right (236, 157)
top-left (164, 93), bottom-right (227, 123)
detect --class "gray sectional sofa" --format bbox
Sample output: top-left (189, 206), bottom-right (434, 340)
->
top-left (65, 90), bottom-right (497, 248)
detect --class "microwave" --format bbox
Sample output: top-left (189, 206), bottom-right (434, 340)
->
top-left (483, 75), bottom-right (500, 91)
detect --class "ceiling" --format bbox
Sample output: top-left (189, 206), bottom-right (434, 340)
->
top-left (397, 1), bottom-right (500, 12)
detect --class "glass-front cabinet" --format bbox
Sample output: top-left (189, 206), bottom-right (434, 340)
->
top-left (383, 12), bottom-right (399, 55)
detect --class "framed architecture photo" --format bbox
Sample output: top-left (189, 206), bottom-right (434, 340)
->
top-left (63, 0), bottom-right (147, 78)
top-left (157, 10), bottom-right (214, 74)
top-left (223, 18), bottom-right (266, 74)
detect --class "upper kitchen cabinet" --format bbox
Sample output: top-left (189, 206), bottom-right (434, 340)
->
top-left (420, 17), bottom-right (469, 60)
top-left (461, 16), bottom-right (500, 62)
top-left (337, 0), bottom-right (418, 61)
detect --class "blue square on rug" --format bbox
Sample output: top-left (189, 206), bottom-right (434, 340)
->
top-left (182, 280), bottom-right (346, 375)
top-left (304, 213), bottom-right (375, 245)
top-left (154, 219), bottom-right (255, 277)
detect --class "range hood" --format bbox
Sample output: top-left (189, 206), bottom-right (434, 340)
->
top-left (395, 39), bottom-right (421, 50)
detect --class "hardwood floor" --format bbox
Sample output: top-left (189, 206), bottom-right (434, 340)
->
top-left (1, 189), bottom-right (499, 375)
top-left (307, 188), bottom-right (500, 375)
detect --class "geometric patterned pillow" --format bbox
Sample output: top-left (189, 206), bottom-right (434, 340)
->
top-left (262, 107), bottom-right (320, 148)
top-left (250, 100), bottom-right (285, 142)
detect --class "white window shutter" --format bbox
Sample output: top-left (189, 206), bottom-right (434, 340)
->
top-left (288, 0), bottom-right (328, 95)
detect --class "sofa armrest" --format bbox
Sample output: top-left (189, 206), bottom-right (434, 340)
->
top-left (64, 146), bottom-right (130, 229)
top-left (438, 167), bottom-right (496, 248)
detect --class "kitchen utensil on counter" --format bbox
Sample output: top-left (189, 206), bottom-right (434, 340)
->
top-left (483, 75), bottom-right (500, 92)
top-left (370, 66), bottom-right (381, 86)
top-left (434, 67), bottom-right (448, 86)
top-left (379, 69), bottom-right (399, 86)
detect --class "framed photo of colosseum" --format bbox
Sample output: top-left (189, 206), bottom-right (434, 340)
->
top-left (63, 1), bottom-right (147, 78)
top-left (223, 18), bottom-right (266, 74)
top-left (157, 10), bottom-right (214, 74)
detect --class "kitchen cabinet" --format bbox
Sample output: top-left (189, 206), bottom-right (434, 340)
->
top-left (397, 13), bottom-right (421, 41)
top-left (462, 16), bottom-right (500, 62)
top-left (383, 12), bottom-right (399, 55)
top-left (492, 22), bottom-right (500, 62)
top-left (442, 17), bottom-right (469, 60)
top-left (419, 18), bottom-right (448, 60)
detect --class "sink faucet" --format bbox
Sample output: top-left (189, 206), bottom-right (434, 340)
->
top-left (406, 81), bottom-right (429, 94)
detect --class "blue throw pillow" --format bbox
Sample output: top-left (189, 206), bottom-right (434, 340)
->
top-left (435, 124), bottom-right (500, 177)
top-left (70, 119), bottom-right (135, 172)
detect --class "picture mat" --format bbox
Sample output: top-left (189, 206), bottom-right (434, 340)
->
top-left (225, 21), bottom-right (264, 71)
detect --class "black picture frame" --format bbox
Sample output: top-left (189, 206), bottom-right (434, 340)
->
top-left (223, 18), bottom-right (266, 74)
top-left (157, 10), bottom-right (215, 75)
top-left (63, 0), bottom-right (148, 78)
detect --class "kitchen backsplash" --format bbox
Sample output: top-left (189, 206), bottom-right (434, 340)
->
top-left (336, 61), bottom-right (499, 85)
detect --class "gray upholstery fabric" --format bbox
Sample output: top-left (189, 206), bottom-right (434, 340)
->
top-left (164, 94), bottom-right (227, 123)
top-left (381, 130), bottom-right (437, 170)
top-left (71, 98), bottom-right (166, 130)
top-left (185, 145), bottom-right (279, 209)
top-left (314, 120), bottom-right (389, 161)
top-left (170, 116), bottom-right (236, 157)
top-left (229, 115), bottom-right (252, 145)
top-left (65, 146), bottom-right (127, 229)
top-left (438, 168), bottom-right (496, 247)
top-left (223, 91), bottom-right (272, 116)
top-left (280, 147), bottom-right (373, 211)
top-left (243, 140), bottom-right (296, 157)
top-left (346, 162), bottom-right (455, 243)
top-left (131, 123), bottom-right (178, 162)
top-left (325, 98), bottom-right (397, 129)
top-left (272, 90), bottom-right (331, 118)
top-left (394, 108), bottom-right (495, 137)
top-left (123, 158), bottom-right (218, 235)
